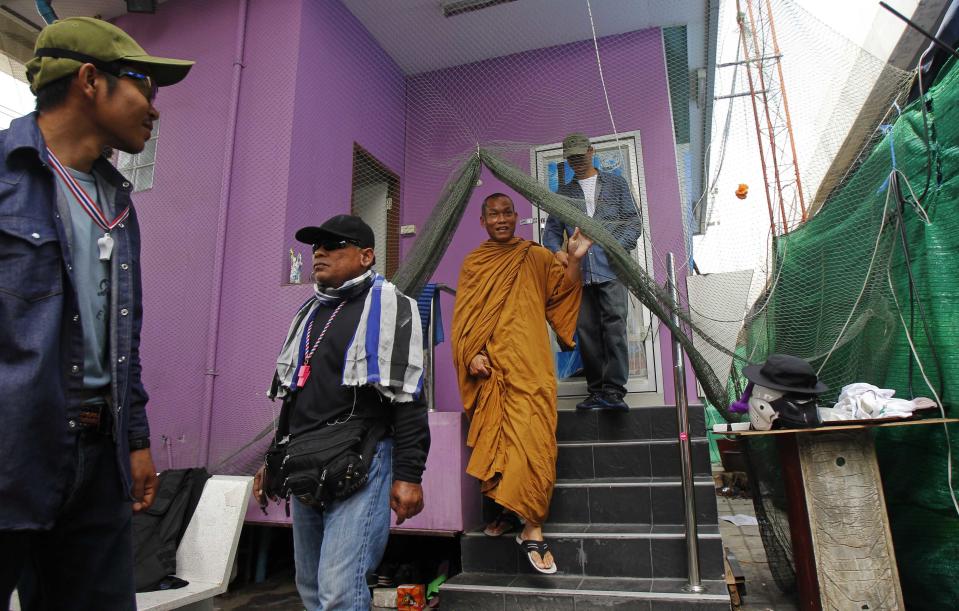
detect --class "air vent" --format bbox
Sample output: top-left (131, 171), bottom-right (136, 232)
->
top-left (442, 0), bottom-right (517, 18)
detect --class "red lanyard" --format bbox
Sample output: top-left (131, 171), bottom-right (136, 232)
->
top-left (296, 300), bottom-right (347, 389)
top-left (46, 147), bottom-right (130, 232)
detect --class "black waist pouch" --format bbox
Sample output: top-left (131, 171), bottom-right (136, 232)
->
top-left (266, 419), bottom-right (386, 509)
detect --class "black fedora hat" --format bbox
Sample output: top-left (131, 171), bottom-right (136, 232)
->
top-left (742, 353), bottom-right (828, 394)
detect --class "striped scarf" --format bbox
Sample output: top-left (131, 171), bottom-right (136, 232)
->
top-left (271, 272), bottom-right (423, 403)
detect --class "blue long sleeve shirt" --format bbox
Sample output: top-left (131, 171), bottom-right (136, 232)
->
top-left (542, 171), bottom-right (642, 285)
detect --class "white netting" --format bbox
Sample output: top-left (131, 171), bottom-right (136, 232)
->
top-left (10, 2), bottom-right (956, 600)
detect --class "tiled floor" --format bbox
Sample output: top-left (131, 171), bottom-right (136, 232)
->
top-left (213, 571), bottom-right (301, 610)
top-left (214, 492), bottom-right (800, 610)
top-left (716, 495), bottom-right (798, 611)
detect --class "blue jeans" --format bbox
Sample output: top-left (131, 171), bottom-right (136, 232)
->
top-left (1, 431), bottom-right (135, 611)
top-left (292, 437), bottom-right (393, 611)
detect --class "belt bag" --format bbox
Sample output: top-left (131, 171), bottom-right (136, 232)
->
top-left (265, 419), bottom-right (386, 509)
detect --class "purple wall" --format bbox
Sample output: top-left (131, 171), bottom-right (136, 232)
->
top-left (115, 0), bottom-right (246, 469)
top-left (282, 0), bottom-right (407, 275)
top-left (116, 0), bottom-right (407, 470)
top-left (115, 1), bottom-right (693, 533)
top-left (402, 29), bottom-right (689, 409)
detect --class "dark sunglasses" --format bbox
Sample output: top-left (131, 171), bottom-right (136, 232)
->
top-left (113, 69), bottom-right (158, 103)
top-left (312, 238), bottom-right (360, 252)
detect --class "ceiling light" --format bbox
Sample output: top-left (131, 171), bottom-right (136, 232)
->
top-left (442, 0), bottom-right (517, 18)
top-left (125, 0), bottom-right (157, 14)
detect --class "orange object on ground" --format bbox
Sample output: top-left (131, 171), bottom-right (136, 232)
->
top-left (451, 238), bottom-right (582, 525)
top-left (735, 183), bottom-right (749, 199)
top-left (397, 584), bottom-right (426, 610)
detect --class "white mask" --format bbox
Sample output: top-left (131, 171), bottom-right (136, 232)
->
top-left (748, 384), bottom-right (785, 431)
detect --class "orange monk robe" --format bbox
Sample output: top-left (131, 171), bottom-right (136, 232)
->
top-left (451, 237), bottom-right (582, 525)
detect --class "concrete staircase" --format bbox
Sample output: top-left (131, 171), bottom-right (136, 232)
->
top-left (441, 405), bottom-right (731, 610)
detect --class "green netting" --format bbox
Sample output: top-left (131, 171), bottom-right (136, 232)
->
top-left (741, 57), bottom-right (959, 609)
top-left (391, 147), bottom-right (735, 412)
top-left (391, 153), bottom-right (481, 297)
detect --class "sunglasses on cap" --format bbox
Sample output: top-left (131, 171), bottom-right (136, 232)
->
top-left (312, 238), bottom-right (361, 252)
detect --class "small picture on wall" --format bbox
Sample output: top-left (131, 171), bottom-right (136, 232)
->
top-left (289, 248), bottom-right (303, 284)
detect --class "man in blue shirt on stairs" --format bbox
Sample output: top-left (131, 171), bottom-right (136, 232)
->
top-left (543, 133), bottom-right (643, 412)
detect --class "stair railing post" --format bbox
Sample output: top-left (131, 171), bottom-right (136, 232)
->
top-left (426, 289), bottom-right (437, 412)
top-left (666, 252), bottom-right (705, 592)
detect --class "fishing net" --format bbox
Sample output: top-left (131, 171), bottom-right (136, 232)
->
top-left (2, 1), bottom-right (956, 606)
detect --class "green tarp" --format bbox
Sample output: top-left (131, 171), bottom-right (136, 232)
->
top-left (744, 58), bottom-right (959, 608)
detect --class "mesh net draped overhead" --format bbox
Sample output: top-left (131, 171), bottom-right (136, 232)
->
top-left (7, 0), bottom-right (940, 604)
top-left (343, 1), bottom-right (959, 605)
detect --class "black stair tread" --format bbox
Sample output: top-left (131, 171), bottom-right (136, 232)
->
top-left (555, 404), bottom-right (706, 412)
top-left (554, 475), bottom-right (715, 486)
top-left (464, 523), bottom-right (721, 537)
top-left (443, 572), bottom-right (730, 601)
top-left (556, 406), bottom-right (708, 443)
top-left (558, 437), bottom-right (709, 447)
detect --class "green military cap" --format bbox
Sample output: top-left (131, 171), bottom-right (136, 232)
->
top-left (26, 16), bottom-right (194, 94)
top-left (562, 133), bottom-right (591, 158)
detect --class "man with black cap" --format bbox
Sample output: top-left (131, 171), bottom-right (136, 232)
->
top-left (543, 133), bottom-right (643, 411)
top-left (254, 215), bottom-right (430, 610)
top-left (0, 17), bottom-right (193, 610)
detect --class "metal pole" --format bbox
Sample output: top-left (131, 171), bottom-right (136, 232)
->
top-left (426, 290), bottom-right (437, 412)
top-left (736, 0), bottom-right (777, 237)
top-left (667, 252), bottom-right (704, 592)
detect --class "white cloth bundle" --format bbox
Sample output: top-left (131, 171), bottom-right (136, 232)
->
top-left (820, 383), bottom-right (936, 421)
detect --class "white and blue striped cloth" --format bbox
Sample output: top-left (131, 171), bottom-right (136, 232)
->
top-left (271, 273), bottom-right (423, 403)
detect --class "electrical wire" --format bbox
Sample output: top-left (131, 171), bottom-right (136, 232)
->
top-left (896, 47), bottom-right (936, 205)
top-left (885, 260), bottom-right (959, 520)
top-left (816, 175), bottom-right (893, 376)
top-left (890, 169), bottom-right (945, 403)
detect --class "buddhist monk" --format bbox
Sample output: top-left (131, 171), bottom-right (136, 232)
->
top-left (452, 192), bottom-right (591, 574)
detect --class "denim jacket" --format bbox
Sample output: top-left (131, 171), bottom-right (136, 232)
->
top-left (0, 114), bottom-right (149, 530)
top-left (542, 171), bottom-right (642, 285)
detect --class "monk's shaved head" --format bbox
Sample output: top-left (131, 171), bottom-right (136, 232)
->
top-left (482, 193), bottom-right (514, 216)
top-left (481, 193), bottom-right (518, 242)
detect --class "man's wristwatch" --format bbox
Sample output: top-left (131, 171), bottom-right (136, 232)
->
top-left (129, 437), bottom-right (151, 450)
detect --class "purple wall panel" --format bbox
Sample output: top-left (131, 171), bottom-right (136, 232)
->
top-left (403, 29), bottom-right (688, 408)
top-left (119, 0), bottom-right (409, 470)
top-left (202, 0), bottom-right (313, 469)
top-left (115, 2), bottom-right (689, 534)
top-left (114, 0), bottom-right (242, 468)
top-left (282, 0), bottom-right (407, 266)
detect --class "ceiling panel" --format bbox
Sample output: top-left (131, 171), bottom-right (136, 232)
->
top-left (341, 0), bottom-right (705, 74)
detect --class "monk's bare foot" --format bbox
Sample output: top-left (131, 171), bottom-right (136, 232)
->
top-left (483, 510), bottom-right (519, 537)
top-left (521, 524), bottom-right (554, 570)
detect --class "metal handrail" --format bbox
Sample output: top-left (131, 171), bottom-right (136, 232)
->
top-left (667, 252), bottom-right (704, 593)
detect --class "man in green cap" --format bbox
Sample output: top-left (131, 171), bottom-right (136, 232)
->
top-left (543, 133), bottom-right (643, 412)
top-left (0, 17), bottom-right (192, 610)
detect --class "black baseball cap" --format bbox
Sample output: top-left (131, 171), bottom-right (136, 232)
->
top-left (295, 214), bottom-right (375, 249)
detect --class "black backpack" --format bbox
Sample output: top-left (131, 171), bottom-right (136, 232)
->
top-left (132, 467), bottom-right (211, 592)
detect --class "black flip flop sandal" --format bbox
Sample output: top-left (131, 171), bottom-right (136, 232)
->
top-left (515, 534), bottom-right (557, 574)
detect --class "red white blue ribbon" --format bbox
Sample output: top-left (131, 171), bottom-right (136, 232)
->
top-left (46, 146), bottom-right (129, 232)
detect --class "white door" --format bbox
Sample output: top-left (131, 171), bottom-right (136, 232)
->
top-left (530, 131), bottom-right (659, 395)
top-left (352, 181), bottom-right (389, 276)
